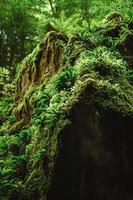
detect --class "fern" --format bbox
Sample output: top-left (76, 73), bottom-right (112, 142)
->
top-left (127, 68), bottom-right (133, 83)
top-left (42, 11), bottom-right (82, 36)
top-left (52, 66), bottom-right (77, 91)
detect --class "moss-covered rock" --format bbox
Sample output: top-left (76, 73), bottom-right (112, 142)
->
top-left (0, 16), bottom-right (133, 200)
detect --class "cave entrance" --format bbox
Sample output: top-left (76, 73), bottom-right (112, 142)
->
top-left (46, 104), bottom-right (133, 200)
top-left (47, 105), bottom-right (97, 200)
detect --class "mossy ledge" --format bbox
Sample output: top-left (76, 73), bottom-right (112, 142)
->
top-left (0, 17), bottom-right (133, 200)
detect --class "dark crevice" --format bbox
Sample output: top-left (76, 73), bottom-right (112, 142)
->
top-left (47, 104), bottom-right (133, 200)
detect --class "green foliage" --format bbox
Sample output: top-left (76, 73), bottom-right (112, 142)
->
top-left (0, 0), bottom-right (41, 79)
top-left (52, 66), bottom-right (77, 91)
top-left (30, 65), bottom-right (76, 133)
top-left (76, 46), bottom-right (127, 83)
top-left (0, 67), bottom-right (10, 82)
top-left (0, 0), bottom-right (132, 198)
top-left (89, 0), bottom-right (133, 22)
top-left (42, 11), bottom-right (82, 36)
top-left (0, 126), bottom-right (31, 195)
top-left (0, 97), bottom-right (13, 116)
top-left (127, 69), bottom-right (133, 84)
top-left (0, 0), bottom-right (132, 81)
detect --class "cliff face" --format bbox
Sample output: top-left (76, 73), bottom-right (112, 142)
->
top-left (0, 16), bottom-right (133, 200)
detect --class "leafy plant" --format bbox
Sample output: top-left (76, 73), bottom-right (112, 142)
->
top-left (127, 68), bottom-right (133, 84)
top-left (42, 11), bottom-right (82, 36)
top-left (52, 66), bottom-right (77, 91)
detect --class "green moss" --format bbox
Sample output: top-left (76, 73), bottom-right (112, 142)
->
top-left (0, 16), bottom-right (133, 199)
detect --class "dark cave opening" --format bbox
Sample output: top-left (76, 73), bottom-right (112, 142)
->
top-left (47, 104), bottom-right (133, 200)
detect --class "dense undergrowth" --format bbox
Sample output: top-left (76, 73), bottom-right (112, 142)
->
top-left (0, 13), bottom-right (133, 199)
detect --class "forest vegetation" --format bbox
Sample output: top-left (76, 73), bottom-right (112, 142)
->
top-left (0, 0), bottom-right (133, 199)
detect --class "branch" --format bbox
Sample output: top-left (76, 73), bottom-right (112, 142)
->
top-left (48, 0), bottom-right (56, 17)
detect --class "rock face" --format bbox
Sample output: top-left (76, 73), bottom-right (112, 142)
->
top-left (0, 17), bottom-right (133, 200)
top-left (14, 32), bottom-right (67, 123)
top-left (16, 32), bottom-right (67, 99)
